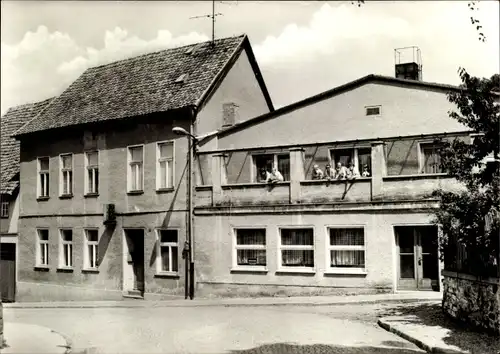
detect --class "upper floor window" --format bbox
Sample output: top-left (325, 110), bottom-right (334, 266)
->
top-left (157, 229), bottom-right (178, 274)
top-left (59, 154), bottom-right (73, 196)
top-left (328, 227), bottom-right (366, 271)
top-left (279, 228), bottom-right (314, 269)
top-left (157, 141), bottom-right (174, 190)
top-left (0, 202), bottom-right (8, 218)
top-left (365, 105), bottom-right (381, 116)
top-left (128, 145), bottom-right (144, 192)
top-left (37, 157), bottom-right (50, 198)
top-left (253, 153), bottom-right (290, 183)
top-left (37, 229), bottom-right (49, 266)
top-left (85, 151), bottom-right (99, 195)
top-left (234, 228), bottom-right (267, 268)
top-left (419, 143), bottom-right (442, 174)
top-left (330, 147), bottom-right (371, 179)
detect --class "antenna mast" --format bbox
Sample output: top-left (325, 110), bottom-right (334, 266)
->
top-left (190, 0), bottom-right (223, 45)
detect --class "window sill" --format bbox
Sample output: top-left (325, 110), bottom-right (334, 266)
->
top-left (36, 196), bottom-right (50, 202)
top-left (222, 182), bottom-right (290, 189)
top-left (0, 216), bottom-right (8, 219)
top-left (301, 178), bottom-right (371, 185)
top-left (230, 267), bottom-right (268, 274)
top-left (127, 190), bottom-right (144, 195)
top-left (84, 193), bottom-right (99, 198)
top-left (383, 173), bottom-right (448, 181)
top-left (59, 194), bottom-right (73, 199)
top-left (156, 188), bottom-right (174, 194)
top-left (34, 265), bottom-right (50, 272)
top-left (324, 268), bottom-right (367, 275)
top-left (56, 267), bottom-right (74, 273)
top-left (276, 268), bottom-right (316, 275)
top-left (154, 272), bottom-right (180, 279)
top-left (82, 268), bottom-right (99, 274)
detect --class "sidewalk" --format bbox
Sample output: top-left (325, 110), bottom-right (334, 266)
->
top-left (1, 322), bottom-right (71, 354)
top-left (3, 291), bottom-right (442, 309)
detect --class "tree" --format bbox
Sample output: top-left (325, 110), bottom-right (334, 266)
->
top-left (432, 69), bottom-right (500, 277)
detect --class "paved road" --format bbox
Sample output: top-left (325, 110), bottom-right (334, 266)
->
top-left (4, 303), bottom-right (426, 353)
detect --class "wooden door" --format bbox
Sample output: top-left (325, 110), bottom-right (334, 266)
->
top-left (0, 243), bottom-right (16, 302)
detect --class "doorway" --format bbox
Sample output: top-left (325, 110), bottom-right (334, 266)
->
top-left (0, 242), bottom-right (16, 302)
top-left (123, 229), bottom-right (145, 296)
top-left (395, 226), bottom-right (439, 291)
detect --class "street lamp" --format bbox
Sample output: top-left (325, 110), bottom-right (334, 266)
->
top-left (172, 126), bottom-right (198, 300)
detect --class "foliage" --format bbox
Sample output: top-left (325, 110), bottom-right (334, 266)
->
top-left (432, 69), bottom-right (500, 277)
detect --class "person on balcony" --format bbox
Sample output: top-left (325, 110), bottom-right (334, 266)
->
top-left (347, 162), bottom-right (360, 180)
top-left (361, 164), bottom-right (371, 177)
top-left (312, 164), bottom-right (324, 180)
top-left (324, 163), bottom-right (336, 180)
top-left (258, 168), bottom-right (270, 183)
top-left (335, 162), bottom-right (348, 180)
top-left (267, 166), bottom-right (284, 183)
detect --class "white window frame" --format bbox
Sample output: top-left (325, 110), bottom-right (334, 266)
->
top-left (85, 151), bottom-right (99, 195)
top-left (278, 226), bottom-right (316, 272)
top-left (329, 146), bottom-right (372, 177)
top-left (232, 227), bottom-right (267, 271)
top-left (36, 228), bottom-right (49, 267)
top-left (37, 157), bottom-right (50, 198)
top-left (84, 228), bottom-right (99, 270)
top-left (127, 144), bottom-right (145, 192)
top-left (156, 229), bottom-right (179, 274)
top-left (59, 228), bottom-right (73, 268)
top-left (365, 105), bottom-right (382, 117)
top-left (326, 225), bottom-right (367, 274)
top-left (417, 141), bottom-right (444, 175)
top-left (156, 141), bottom-right (175, 190)
top-left (251, 152), bottom-right (290, 182)
top-left (0, 202), bottom-right (9, 218)
top-left (59, 153), bottom-right (73, 196)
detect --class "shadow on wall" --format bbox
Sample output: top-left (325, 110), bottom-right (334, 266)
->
top-left (98, 224), bottom-right (116, 268)
top-left (229, 342), bottom-right (423, 354)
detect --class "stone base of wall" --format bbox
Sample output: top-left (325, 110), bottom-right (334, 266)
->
top-left (196, 282), bottom-right (393, 298)
top-left (442, 270), bottom-right (500, 336)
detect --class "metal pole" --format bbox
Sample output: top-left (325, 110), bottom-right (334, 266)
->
top-left (188, 137), bottom-right (195, 300)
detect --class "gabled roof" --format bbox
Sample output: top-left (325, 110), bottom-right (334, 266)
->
top-left (217, 74), bottom-right (463, 138)
top-left (1, 98), bottom-right (53, 194)
top-left (14, 34), bottom-right (273, 137)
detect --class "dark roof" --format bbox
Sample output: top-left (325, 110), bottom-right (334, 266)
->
top-left (1, 98), bottom-right (53, 194)
top-left (218, 74), bottom-right (463, 138)
top-left (15, 34), bottom-right (273, 137)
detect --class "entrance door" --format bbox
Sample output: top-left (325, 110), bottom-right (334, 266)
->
top-left (124, 229), bottom-right (145, 295)
top-left (395, 226), bottom-right (439, 291)
top-left (0, 243), bottom-right (16, 302)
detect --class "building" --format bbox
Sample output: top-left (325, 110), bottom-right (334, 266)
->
top-left (12, 34), bottom-right (274, 301)
top-left (1, 99), bottom-right (53, 302)
top-left (192, 73), bottom-right (472, 297)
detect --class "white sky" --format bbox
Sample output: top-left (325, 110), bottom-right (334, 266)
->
top-left (1, 1), bottom-right (499, 114)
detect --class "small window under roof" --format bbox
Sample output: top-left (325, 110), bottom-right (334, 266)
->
top-left (175, 74), bottom-right (188, 83)
top-left (365, 106), bottom-right (381, 116)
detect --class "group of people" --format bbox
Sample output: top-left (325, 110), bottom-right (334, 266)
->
top-left (312, 162), bottom-right (370, 181)
top-left (259, 166), bottom-right (284, 184)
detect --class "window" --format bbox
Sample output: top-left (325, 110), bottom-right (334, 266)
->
top-left (85, 151), bottom-right (99, 194)
top-left (279, 228), bottom-right (314, 268)
top-left (157, 142), bottom-right (174, 190)
top-left (59, 229), bottom-right (73, 268)
top-left (157, 229), bottom-right (178, 273)
top-left (128, 145), bottom-right (144, 191)
top-left (234, 229), bottom-right (266, 267)
top-left (420, 143), bottom-right (442, 174)
top-left (330, 147), bottom-right (371, 176)
top-left (0, 202), bottom-right (8, 218)
top-left (37, 157), bottom-right (50, 197)
top-left (365, 105), bottom-right (381, 116)
top-left (328, 227), bottom-right (365, 270)
top-left (60, 154), bottom-right (73, 195)
top-left (253, 153), bottom-right (290, 182)
top-left (84, 229), bottom-right (99, 269)
top-left (37, 229), bottom-right (49, 266)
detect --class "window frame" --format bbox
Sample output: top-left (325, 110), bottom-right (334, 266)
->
top-left (365, 105), bottom-right (382, 117)
top-left (417, 141), bottom-right (444, 175)
top-left (84, 228), bottom-right (99, 270)
top-left (59, 153), bottom-right (74, 196)
top-left (325, 225), bottom-right (367, 274)
top-left (251, 152), bottom-right (291, 183)
top-left (156, 140), bottom-right (175, 191)
top-left (328, 146), bottom-right (372, 178)
top-left (37, 156), bottom-right (50, 198)
top-left (277, 226), bottom-right (316, 272)
top-left (59, 228), bottom-right (74, 269)
top-left (232, 226), bottom-right (268, 271)
top-left (0, 201), bottom-right (9, 218)
top-left (36, 228), bottom-right (49, 267)
top-left (156, 228), bottom-right (180, 275)
top-left (127, 144), bottom-right (145, 192)
top-left (85, 151), bottom-right (99, 195)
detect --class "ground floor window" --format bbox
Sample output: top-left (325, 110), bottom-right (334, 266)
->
top-left (279, 228), bottom-right (314, 268)
top-left (84, 229), bottom-right (99, 269)
top-left (59, 229), bottom-right (73, 268)
top-left (328, 227), bottom-right (365, 269)
top-left (37, 229), bottom-right (49, 266)
top-left (157, 229), bottom-right (178, 273)
top-left (234, 228), bottom-right (267, 267)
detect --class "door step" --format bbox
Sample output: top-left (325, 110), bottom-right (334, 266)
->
top-left (123, 290), bottom-right (144, 299)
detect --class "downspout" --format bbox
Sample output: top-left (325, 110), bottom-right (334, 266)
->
top-left (189, 105), bottom-right (198, 299)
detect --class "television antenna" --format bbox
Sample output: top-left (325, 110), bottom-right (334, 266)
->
top-left (190, 0), bottom-right (223, 45)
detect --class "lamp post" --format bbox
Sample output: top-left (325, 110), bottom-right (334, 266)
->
top-left (172, 126), bottom-right (198, 300)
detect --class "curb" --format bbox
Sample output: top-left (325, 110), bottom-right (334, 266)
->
top-left (52, 328), bottom-right (73, 354)
top-left (377, 319), bottom-right (466, 354)
top-left (3, 297), bottom-right (440, 309)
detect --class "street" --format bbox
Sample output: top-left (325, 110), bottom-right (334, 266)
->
top-left (3, 302), bottom-right (426, 353)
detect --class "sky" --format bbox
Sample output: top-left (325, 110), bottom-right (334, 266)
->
top-left (1, 1), bottom-right (499, 115)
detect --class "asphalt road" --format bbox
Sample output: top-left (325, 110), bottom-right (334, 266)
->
top-left (3, 303), bottom-right (425, 353)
